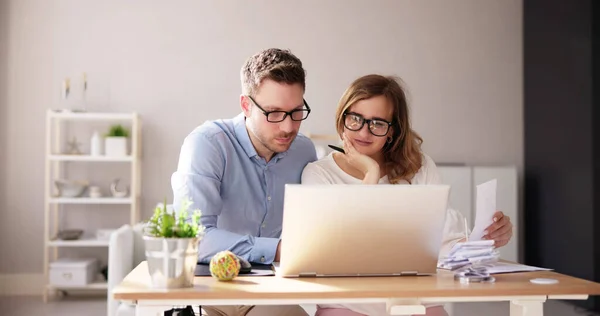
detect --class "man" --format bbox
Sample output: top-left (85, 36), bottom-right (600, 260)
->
top-left (171, 48), bottom-right (316, 316)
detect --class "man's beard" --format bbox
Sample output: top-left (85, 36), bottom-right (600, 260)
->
top-left (259, 132), bottom-right (297, 154)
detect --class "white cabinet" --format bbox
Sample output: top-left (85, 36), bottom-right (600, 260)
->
top-left (437, 166), bottom-right (473, 226)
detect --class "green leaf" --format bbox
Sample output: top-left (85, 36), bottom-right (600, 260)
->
top-left (144, 196), bottom-right (205, 239)
top-left (105, 124), bottom-right (129, 137)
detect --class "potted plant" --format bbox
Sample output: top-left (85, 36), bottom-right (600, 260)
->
top-left (104, 124), bottom-right (129, 157)
top-left (143, 197), bottom-right (205, 288)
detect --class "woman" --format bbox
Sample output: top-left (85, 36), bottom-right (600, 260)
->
top-left (301, 74), bottom-right (513, 316)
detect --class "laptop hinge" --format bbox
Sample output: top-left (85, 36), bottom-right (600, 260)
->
top-left (299, 272), bottom-right (317, 277)
top-left (401, 271), bottom-right (418, 276)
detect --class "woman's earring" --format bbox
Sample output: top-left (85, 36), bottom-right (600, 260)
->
top-left (387, 137), bottom-right (393, 144)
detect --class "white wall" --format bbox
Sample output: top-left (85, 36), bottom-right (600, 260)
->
top-left (2, 0), bottom-right (55, 275)
top-left (0, 0), bottom-right (523, 274)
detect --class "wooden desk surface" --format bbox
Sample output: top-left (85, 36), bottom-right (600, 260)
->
top-left (113, 262), bottom-right (600, 301)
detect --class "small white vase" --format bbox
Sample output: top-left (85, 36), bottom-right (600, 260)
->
top-left (104, 137), bottom-right (128, 157)
top-left (90, 131), bottom-right (102, 156)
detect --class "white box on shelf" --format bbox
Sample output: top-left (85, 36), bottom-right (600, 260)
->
top-left (49, 258), bottom-right (97, 287)
top-left (104, 137), bottom-right (128, 157)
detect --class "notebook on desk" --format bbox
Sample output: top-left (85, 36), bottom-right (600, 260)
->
top-left (194, 263), bottom-right (275, 277)
top-left (276, 184), bottom-right (450, 278)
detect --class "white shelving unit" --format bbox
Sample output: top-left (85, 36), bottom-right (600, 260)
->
top-left (43, 110), bottom-right (142, 301)
top-left (49, 155), bottom-right (135, 162)
top-left (48, 197), bottom-right (134, 204)
top-left (47, 238), bottom-right (111, 247)
top-left (46, 281), bottom-right (109, 290)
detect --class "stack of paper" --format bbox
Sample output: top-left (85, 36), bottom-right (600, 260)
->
top-left (469, 179), bottom-right (497, 241)
top-left (481, 262), bottom-right (552, 274)
top-left (438, 240), bottom-right (499, 270)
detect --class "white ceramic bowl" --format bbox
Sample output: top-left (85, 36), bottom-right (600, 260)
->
top-left (54, 179), bottom-right (89, 197)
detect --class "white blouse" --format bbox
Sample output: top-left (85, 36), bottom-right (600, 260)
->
top-left (300, 152), bottom-right (466, 316)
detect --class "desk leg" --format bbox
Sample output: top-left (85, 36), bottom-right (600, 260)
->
top-left (510, 300), bottom-right (545, 316)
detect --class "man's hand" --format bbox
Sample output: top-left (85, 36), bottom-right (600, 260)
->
top-left (274, 240), bottom-right (282, 262)
top-left (483, 211), bottom-right (513, 248)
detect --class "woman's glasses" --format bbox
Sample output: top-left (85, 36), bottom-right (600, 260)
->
top-left (343, 112), bottom-right (392, 137)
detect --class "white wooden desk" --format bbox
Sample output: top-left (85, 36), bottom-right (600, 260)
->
top-left (113, 262), bottom-right (600, 316)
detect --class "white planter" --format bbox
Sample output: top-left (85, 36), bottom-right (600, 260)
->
top-left (104, 137), bottom-right (128, 157)
top-left (144, 237), bottom-right (200, 288)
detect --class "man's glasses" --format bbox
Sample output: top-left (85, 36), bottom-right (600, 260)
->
top-left (343, 112), bottom-right (392, 137)
top-left (247, 96), bottom-right (311, 123)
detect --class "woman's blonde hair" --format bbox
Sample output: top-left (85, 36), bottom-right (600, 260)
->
top-left (335, 74), bottom-right (423, 184)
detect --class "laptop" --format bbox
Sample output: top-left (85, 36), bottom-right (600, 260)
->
top-left (276, 184), bottom-right (450, 277)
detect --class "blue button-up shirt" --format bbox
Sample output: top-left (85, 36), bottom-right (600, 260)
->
top-left (171, 113), bottom-right (317, 264)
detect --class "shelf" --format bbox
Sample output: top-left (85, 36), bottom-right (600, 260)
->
top-left (49, 155), bottom-right (134, 162)
top-left (48, 111), bottom-right (137, 121)
top-left (49, 197), bottom-right (133, 204)
top-left (44, 110), bottom-right (141, 301)
top-left (47, 238), bottom-right (110, 247)
top-left (47, 281), bottom-right (108, 290)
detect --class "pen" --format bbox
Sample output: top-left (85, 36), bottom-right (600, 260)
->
top-left (328, 144), bottom-right (345, 154)
top-left (464, 218), bottom-right (469, 242)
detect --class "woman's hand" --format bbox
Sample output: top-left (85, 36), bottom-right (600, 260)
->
top-left (483, 211), bottom-right (513, 248)
top-left (341, 134), bottom-right (380, 184)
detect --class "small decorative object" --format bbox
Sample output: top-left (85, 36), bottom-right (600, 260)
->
top-left (143, 197), bottom-right (205, 289)
top-left (66, 137), bottom-right (83, 155)
top-left (89, 186), bottom-right (102, 198)
top-left (54, 179), bottom-right (89, 197)
top-left (83, 72), bottom-right (87, 90)
top-left (209, 250), bottom-right (241, 281)
top-left (110, 178), bottom-right (129, 198)
top-left (61, 77), bottom-right (70, 100)
top-left (56, 229), bottom-right (83, 240)
top-left (90, 131), bottom-right (101, 156)
top-left (82, 72), bottom-right (87, 112)
top-left (104, 124), bottom-right (129, 157)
